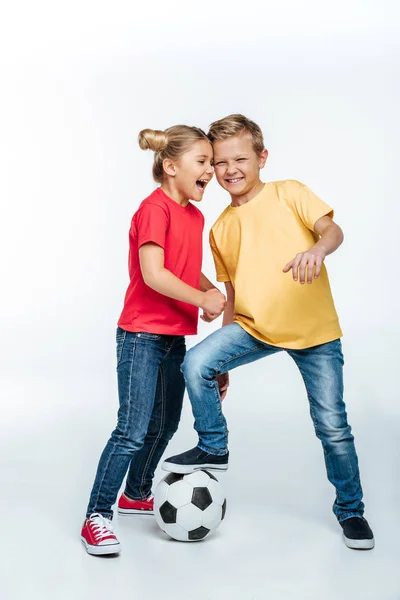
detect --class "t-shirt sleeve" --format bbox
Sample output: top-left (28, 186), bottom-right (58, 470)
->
top-left (290, 183), bottom-right (334, 231)
top-left (134, 203), bottom-right (169, 249)
top-left (209, 230), bottom-right (230, 282)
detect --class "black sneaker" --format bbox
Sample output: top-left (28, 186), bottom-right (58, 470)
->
top-left (340, 517), bottom-right (375, 550)
top-left (162, 447), bottom-right (229, 474)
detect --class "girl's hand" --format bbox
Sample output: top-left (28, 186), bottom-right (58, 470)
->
top-left (201, 289), bottom-right (226, 316)
top-left (283, 247), bottom-right (327, 284)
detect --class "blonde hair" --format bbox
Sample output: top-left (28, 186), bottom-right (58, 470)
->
top-left (139, 125), bottom-right (210, 183)
top-left (208, 114), bottom-right (265, 155)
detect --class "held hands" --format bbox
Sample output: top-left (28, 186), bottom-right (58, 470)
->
top-left (283, 246), bottom-right (327, 284)
top-left (200, 311), bottom-right (220, 323)
top-left (200, 289), bottom-right (226, 318)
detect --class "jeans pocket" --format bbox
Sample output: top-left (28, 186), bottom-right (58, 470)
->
top-left (137, 332), bottom-right (162, 340)
top-left (116, 327), bottom-right (127, 365)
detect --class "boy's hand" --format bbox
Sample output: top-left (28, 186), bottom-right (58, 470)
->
top-left (201, 289), bottom-right (226, 316)
top-left (283, 247), bottom-right (327, 284)
top-left (217, 372), bottom-right (229, 401)
top-left (200, 311), bottom-right (220, 323)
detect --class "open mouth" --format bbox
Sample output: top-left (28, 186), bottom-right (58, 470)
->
top-left (196, 179), bottom-right (209, 191)
top-left (225, 177), bottom-right (244, 184)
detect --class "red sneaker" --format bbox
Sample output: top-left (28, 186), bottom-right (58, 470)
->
top-left (81, 513), bottom-right (121, 555)
top-left (117, 493), bottom-right (154, 515)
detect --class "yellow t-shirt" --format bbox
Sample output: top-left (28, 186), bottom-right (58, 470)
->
top-left (210, 180), bottom-right (343, 349)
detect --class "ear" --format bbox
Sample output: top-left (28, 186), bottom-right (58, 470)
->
top-left (258, 149), bottom-right (268, 169)
top-left (163, 158), bottom-right (176, 177)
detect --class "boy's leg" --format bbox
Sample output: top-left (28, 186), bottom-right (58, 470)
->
top-left (287, 339), bottom-right (365, 522)
top-left (85, 330), bottom-right (166, 519)
top-left (122, 336), bottom-right (186, 501)
top-left (163, 323), bottom-right (280, 470)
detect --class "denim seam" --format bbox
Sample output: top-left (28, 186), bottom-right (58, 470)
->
top-left (212, 379), bottom-right (226, 429)
top-left (215, 345), bottom-right (267, 374)
top-left (137, 364), bottom-right (167, 500)
top-left (91, 335), bottom-right (137, 515)
top-left (116, 330), bottom-right (127, 366)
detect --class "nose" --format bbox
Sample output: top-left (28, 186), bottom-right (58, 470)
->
top-left (206, 164), bottom-right (214, 175)
top-left (226, 163), bottom-right (238, 176)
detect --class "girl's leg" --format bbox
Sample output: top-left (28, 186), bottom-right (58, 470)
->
top-left (85, 330), bottom-right (166, 519)
top-left (123, 336), bottom-right (186, 500)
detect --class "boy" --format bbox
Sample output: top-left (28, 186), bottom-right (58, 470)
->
top-left (162, 114), bottom-right (374, 550)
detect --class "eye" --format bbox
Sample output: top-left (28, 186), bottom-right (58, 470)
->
top-left (237, 158), bottom-right (246, 162)
top-left (214, 161), bottom-right (226, 166)
top-left (198, 160), bottom-right (205, 164)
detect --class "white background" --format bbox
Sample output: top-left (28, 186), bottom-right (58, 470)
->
top-left (1, 1), bottom-right (399, 599)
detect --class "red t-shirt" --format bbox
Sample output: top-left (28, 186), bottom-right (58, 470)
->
top-left (118, 188), bottom-right (204, 335)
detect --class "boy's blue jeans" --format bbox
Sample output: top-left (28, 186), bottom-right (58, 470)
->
top-left (181, 323), bottom-right (364, 522)
top-left (86, 328), bottom-right (185, 519)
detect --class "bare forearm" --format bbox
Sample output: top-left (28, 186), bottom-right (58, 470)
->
top-left (200, 272), bottom-right (217, 292)
top-left (312, 224), bottom-right (344, 256)
top-left (222, 300), bottom-right (235, 326)
top-left (145, 268), bottom-right (204, 307)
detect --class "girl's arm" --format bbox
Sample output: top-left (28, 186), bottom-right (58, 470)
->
top-left (139, 243), bottom-right (226, 315)
top-left (201, 280), bottom-right (235, 325)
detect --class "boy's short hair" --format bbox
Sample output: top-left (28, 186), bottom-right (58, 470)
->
top-left (208, 114), bottom-right (265, 155)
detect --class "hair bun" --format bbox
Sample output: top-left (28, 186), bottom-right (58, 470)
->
top-left (138, 129), bottom-right (168, 152)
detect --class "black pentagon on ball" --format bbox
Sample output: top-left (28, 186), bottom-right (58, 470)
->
top-left (159, 501), bottom-right (177, 524)
top-left (188, 526), bottom-right (210, 541)
top-left (221, 499), bottom-right (227, 521)
top-left (191, 487), bottom-right (213, 510)
top-left (164, 472), bottom-right (184, 485)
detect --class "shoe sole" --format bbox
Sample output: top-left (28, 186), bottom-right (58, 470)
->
top-left (161, 461), bottom-right (228, 474)
top-left (81, 537), bottom-right (121, 555)
top-left (343, 534), bottom-right (375, 550)
top-left (117, 508), bottom-right (154, 515)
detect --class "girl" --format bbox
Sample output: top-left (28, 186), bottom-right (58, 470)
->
top-left (81, 125), bottom-right (226, 555)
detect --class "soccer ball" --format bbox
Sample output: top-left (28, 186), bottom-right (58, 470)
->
top-left (154, 470), bottom-right (226, 542)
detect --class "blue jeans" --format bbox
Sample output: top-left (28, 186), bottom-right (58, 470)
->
top-left (181, 323), bottom-right (364, 522)
top-left (86, 328), bottom-right (186, 519)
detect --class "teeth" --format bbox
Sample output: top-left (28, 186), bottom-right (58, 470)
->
top-left (227, 178), bottom-right (242, 183)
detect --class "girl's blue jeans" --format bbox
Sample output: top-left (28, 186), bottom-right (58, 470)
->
top-left (86, 328), bottom-right (185, 519)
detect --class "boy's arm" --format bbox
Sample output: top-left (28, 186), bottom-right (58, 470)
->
top-left (283, 215), bottom-right (344, 284)
top-left (222, 281), bottom-right (235, 326)
top-left (139, 243), bottom-right (226, 315)
top-left (216, 281), bottom-right (235, 400)
top-left (200, 272), bottom-right (218, 292)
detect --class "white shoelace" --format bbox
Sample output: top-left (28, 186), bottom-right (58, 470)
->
top-left (88, 513), bottom-right (115, 540)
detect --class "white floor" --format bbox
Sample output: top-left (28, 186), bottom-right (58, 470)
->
top-left (3, 354), bottom-right (400, 600)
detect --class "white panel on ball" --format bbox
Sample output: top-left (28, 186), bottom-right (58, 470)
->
top-left (162, 523), bottom-right (188, 542)
top-left (165, 480), bottom-right (194, 507)
top-left (153, 480), bottom-right (169, 508)
top-left (177, 504), bottom-right (203, 530)
top-left (183, 470), bottom-right (212, 487)
top-left (202, 502), bottom-right (223, 530)
top-left (207, 478), bottom-right (225, 506)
